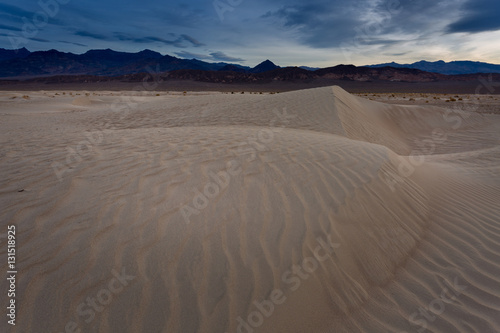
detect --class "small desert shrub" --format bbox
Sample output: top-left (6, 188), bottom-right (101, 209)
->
top-left (156, 93), bottom-right (160, 96)
top-left (22, 95), bottom-right (30, 99)
top-left (409, 98), bottom-right (415, 101)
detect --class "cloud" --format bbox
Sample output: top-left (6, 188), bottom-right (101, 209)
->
top-left (174, 51), bottom-right (212, 59)
top-left (113, 33), bottom-right (189, 47)
top-left (29, 37), bottom-right (50, 43)
top-left (74, 30), bottom-right (204, 48)
top-left (262, 0), bottom-right (464, 50)
top-left (263, 0), bottom-right (379, 48)
top-left (0, 23), bottom-right (21, 32)
top-left (175, 50), bottom-right (245, 62)
top-left (59, 40), bottom-right (88, 47)
top-left (181, 34), bottom-right (205, 47)
top-left (0, 4), bottom-right (34, 19)
top-left (447, 0), bottom-right (500, 33)
top-left (75, 31), bottom-right (110, 40)
top-left (386, 52), bottom-right (409, 56)
top-left (356, 38), bottom-right (405, 46)
top-left (209, 51), bottom-right (245, 62)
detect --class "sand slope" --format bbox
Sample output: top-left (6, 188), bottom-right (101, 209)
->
top-left (0, 87), bottom-right (499, 333)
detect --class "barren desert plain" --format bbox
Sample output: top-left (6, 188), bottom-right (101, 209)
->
top-left (1, 85), bottom-right (500, 333)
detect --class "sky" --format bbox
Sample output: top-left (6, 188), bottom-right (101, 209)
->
top-left (0, 0), bottom-right (499, 67)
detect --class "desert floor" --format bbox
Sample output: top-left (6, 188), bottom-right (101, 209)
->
top-left (0, 86), bottom-right (499, 333)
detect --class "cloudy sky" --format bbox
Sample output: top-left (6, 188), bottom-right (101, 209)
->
top-left (0, 0), bottom-right (499, 67)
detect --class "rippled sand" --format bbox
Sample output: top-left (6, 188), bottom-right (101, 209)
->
top-left (0, 86), bottom-right (499, 332)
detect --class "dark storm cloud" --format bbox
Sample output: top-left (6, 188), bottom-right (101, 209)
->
top-left (263, 0), bottom-right (464, 49)
top-left (0, 0), bottom-right (496, 65)
top-left (369, 0), bottom-right (462, 35)
top-left (447, 0), bottom-right (500, 33)
top-left (263, 0), bottom-right (368, 48)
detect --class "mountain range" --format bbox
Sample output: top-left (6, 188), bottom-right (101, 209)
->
top-left (366, 60), bottom-right (500, 75)
top-left (0, 48), bottom-right (499, 82)
top-left (0, 48), bottom-right (281, 78)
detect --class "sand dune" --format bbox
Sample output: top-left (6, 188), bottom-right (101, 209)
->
top-left (0, 86), bottom-right (499, 333)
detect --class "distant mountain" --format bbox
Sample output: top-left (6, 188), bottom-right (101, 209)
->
top-left (250, 60), bottom-right (280, 73)
top-left (138, 64), bottom-right (499, 84)
top-left (218, 64), bottom-right (250, 72)
top-left (0, 47), bottom-right (281, 78)
top-left (300, 66), bottom-right (320, 71)
top-left (367, 60), bottom-right (500, 75)
top-left (12, 64), bottom-right (500, 86)
top-left (0, 47), bottom-right (31, 61)
top-left (2, 48), bottom-right (500, 82)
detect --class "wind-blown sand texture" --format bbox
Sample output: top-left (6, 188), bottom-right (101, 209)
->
top-left (0, 86), bottom-right (499, 333)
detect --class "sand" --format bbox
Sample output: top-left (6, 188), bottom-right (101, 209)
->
top-left (0, 86), bottom-right (499, 333)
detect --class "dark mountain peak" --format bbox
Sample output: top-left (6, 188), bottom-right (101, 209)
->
top-left (137, 49), bottom-right (163, 58)
top-left (0, 47), bottom-right (31, 61)
top-left (258, 59), bottom-right (277, 67)
top-left (30, 49), bottom-right (74, 58)
top-left (251, 59), bottom-right (280, 73)
top-left (335, 64), bottom-right (357, 69)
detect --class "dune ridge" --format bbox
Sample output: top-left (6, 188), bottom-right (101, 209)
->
top-left (0, 86), bottom-right (499, 333)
